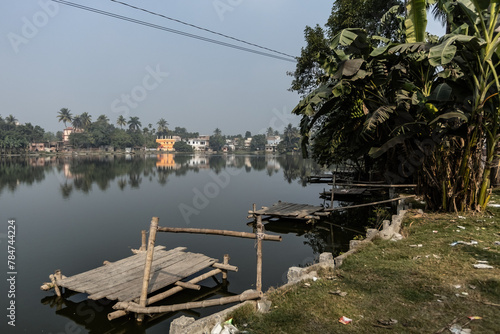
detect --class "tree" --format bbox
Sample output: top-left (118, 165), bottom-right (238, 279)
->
top-left (72, 115), bottom-right (82, 130)
top-left (251, 134), bottom-right (266, 151)
top-left (174, 141), bottom-right (194, 153)
top-left (5, 115), bottom-right (17, 130)
top-left (278, 123), bottom-right (300, 153)
top-left (157, 118), bottom-right (169, 135)
top-left (266, 127), bottom-right (274, 137)
top-left (244, 131), bottom-right (252, 138)
top-left (209, 128), bottom-right (225, 151)
top-left (292, 0), bottom-right (500, 212)
top-left (57, 108), bottom-right (72, 128)
top-left (128, 116), bottom-right (142, 131)
top-left (96, 114), bottom-right (109, 124)
top-left (116, 115), bottom-right (127, 129)
top-left (288, 0), bottom-right (402, 96)
top-left (80, 112), bottom-right (92, 130)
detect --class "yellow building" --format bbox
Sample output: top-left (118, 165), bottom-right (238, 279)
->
top-left (156, 136), bottom-right (176, 151)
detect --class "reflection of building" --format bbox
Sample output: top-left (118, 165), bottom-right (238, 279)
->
top-left (187, 136), bottom-right (210, 151)
top-left (156, 136), bottom-right (180, 151)
top-left (30, 142), bottom-right (63, 152)
top-left (265, 136), bottom-right (281, 152)
top-left (156, 154), bottom-right (179, 170)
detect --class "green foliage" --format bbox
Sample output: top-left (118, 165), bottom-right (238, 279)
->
top-left (250, 134), bottom-right (266, 151)
top-left (209, 131), bottom-right (225, 152)
top-left (293, 1), bottom-right (500, 211)
top-left (173, 141), bottom-right (194, 153)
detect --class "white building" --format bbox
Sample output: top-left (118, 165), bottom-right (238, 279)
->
top-left (186, 135), bottom-right (210, 151)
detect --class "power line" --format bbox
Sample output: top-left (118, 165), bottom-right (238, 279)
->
top-left (110, 0), bottom-right (296, 60)
top-left (51, 0), bottom-right (297, 63)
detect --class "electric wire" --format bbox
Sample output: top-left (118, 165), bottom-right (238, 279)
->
top-left (109, 0), bottom-right (296, 59)
top-left (51, 0), bottom-right (297, 63)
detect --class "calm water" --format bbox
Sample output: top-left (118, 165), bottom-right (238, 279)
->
top-left (0, 154), bottom-right (376, 333)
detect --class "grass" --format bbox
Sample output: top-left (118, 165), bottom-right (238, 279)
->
top-left (227, 192), bottom-right (500, 333)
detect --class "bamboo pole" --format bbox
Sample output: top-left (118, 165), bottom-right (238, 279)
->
top-left (137, 217), bottom-right (159, 323)
top-left (222, 254), bottom-right (229, 280)
top-left (157, 226), bottom-right (281, 242)
top-left (140, 230), bottom-right (147, 251)
top-left (323, 195), bottom-right (416, 212)
top-left (327, 183), bottom-right (417, 188)
top-left (175, 281), bottom-right (200, 290)
top-left (256, 215), bottom-right (263, 293)
top-left (40, 275), bottom-right (67, 291)
top-left (107, 268), bottom-right (223, 321)
top-left (330, 174), bottom-right (336, 207)
top-left (212, 263), bottom-right (238, 272)
top-left (113, 290), bottom-right (262, 314)
top-left (49, 274), bottom-right (61, 297)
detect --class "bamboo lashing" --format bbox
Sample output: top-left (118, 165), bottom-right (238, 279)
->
top-left (157, 226), bottom-right (281, 241)
top-left (137, 217), bottom-right (159, 323)
top-left (222, 254), bottom-right (229, 280)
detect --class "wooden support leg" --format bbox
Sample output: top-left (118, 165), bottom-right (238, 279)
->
top-left (222, 254), bottom-right (229, 281)
top-left (256, 215), bottom-right (263, 293)
top-left (140, 230), bottom-right (147, 251)
top-left (137, 217), bottom-right (159, 323)
top-left (49, 274), bottom-right (61, 297)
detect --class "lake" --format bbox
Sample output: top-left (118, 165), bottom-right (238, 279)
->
top-left (0, 153), bottom-right (378, 333)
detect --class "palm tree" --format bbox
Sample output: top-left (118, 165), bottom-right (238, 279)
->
top-left (214, 128), bottom-right (222, 136)
top-left (156, 118), bottom-right (168, 134)
top-left (72, 115), bottom-right (82, 130)
top-left (80, 112), bottom-right (92, 129)
top-left (97, 114), bottom-right (109, 124)
top-left (57, 108), bottom-right (72, 128)
top-left (5, 115), bottom-right (17, 129)
top-left (116, 115), bottom-right (127, 129)
top-left (128, 116), bottom-right (142, 131)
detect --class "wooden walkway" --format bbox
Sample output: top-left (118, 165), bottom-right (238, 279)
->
top-left (249, 201), bottom-right (326, 220)
top-left (320, 187), bottom-right (369, 200)
top-left (57, 246), bottom-right (217, 302)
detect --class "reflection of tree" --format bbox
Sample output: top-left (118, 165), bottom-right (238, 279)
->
top-left (117, 178), bottom-right (127, 190)
top-left (208, 155), bottom-right (226, 174)
top-left (277, 154), bottom-right (321, 186)
top-left (60, 182), bottom-right (73, 199)
top-left (0, 158), bottom-right (48, 195)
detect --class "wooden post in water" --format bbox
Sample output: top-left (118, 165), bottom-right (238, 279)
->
top-left (330, 174), bottom-right (336, 208)
top-left (137, 217), bottom-right (159, 323)
top-left (222, 254), bottom-right (229, 280)
top-left (140, 230), bottom-right (147, 251)
top-left (256, 215), bottom-right (263, 293)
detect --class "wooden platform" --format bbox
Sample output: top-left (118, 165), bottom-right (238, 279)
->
top-left (319, 187), bottom-right (370, 200)
top-left (249, 201), bottom-right (326, 220)
top-left (57, 246), bottom-right (217, 302)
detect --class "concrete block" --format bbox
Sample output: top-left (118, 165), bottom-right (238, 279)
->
top-left (319, 252), bottom-right (333, 263)
top-left (287, 266), bottom-right (303, 284)
top-left (169, 315), bottom-right (195, 334)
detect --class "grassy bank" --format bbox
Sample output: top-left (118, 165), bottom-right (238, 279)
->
top-left (229, 194), bottom-right (500, 333)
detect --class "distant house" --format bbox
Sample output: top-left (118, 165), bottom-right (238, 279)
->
top-left (63, 127), bottom-right (83, 145)
top-left (30, 143), bottom-right (46, 152)
top-left (265, 136), bottom-right (281, 152)
top-left (244, 137), bottom-right (252, 148)
top-left (156, 136), bottom-right (181, 152)
top-left (187, 136), bottom-right (210, 151)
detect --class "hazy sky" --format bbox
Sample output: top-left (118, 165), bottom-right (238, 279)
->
top-left (1, 1), bottom-right (445, 136)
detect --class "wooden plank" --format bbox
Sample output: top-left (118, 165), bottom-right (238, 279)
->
top-left (102, 253), bottom-right (213, 301)
top-left (59, 246), bottom-right (183, 286)
top-left (327, 183), bottom-right (416, 188)
top-left (111, 254), bottom-right (216, 302)
top-left (79, 250), bottom-right (193, 296)
top-left (59, 247), bottom-right (185, 290)
top-left (61, 248), bottom-right (184, 291)
top-left (86, 251), bottom-right (197, 300)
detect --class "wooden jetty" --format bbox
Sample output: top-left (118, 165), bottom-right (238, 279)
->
top-left (42, 216), bottom-right (281, 323)
top-left (248, 201), bottom-right (327, 221)
top-left (319, 187), bottom-right (371, 201)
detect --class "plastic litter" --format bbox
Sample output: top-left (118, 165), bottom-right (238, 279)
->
top-left (339, 316), bottom-right (352, 324)
top-left (494, 241), bottom-right (500, 246)
top-left (468, 316), bottom-right (482, 320)
top-left (473, 263), bottom-right (493, 269)
top-left (449, 323), bottom-right (471, 334)
top-left (211, 318), bottom-right (239, 334)
top-left (450, 241), bottom-right (478, 246)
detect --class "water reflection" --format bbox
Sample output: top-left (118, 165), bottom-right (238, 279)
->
top-left (0, 154), bottom-right (321, 199)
